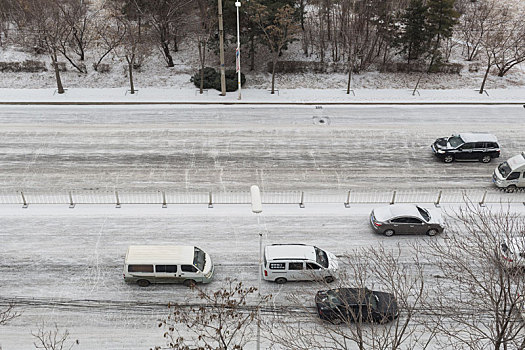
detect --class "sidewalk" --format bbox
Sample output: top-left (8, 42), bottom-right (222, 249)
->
top-left (0, 87), bottom-right (524, 104)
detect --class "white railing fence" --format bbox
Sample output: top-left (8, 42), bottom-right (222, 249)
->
top-left (0, 189), bottom-right (524, 207)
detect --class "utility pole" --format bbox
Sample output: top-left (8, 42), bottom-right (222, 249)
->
top-left (235, 1), bottom-right (242, 100)
top-left (218, 0), bottom-right (226, 95)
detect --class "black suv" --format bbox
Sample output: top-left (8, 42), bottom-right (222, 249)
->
top-left (431, 133), bottom-right (500, 163)
top-left (315, 287), bottom-right (399, 325)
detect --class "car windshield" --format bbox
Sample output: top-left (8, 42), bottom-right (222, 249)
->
top-left (498, 162), bottom-right (512, 178)
top-left (193, 247), bottom-right (206, 271)
top-left (416, 206), bottom-right (430, 222)
top-left (315, 247), bottom-right (329, 268)
top-left (448, 135), bottom-right (464, 148)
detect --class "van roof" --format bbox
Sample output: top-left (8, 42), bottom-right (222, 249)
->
top-left (508, 152), bottom-right (525, 170)
top-left (265, 244), bottom-right (317, 261)
top-left (459, 132), bottom-right (498, 143)
top-left (125, 245), bottom-right (196, 265)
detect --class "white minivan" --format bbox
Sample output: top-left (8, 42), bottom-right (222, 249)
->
top-left (123, 245), bottom-right (214, 287)
top-left (493, 152), bottom-right (525, 191)
top-left (263, 244), bottom-right (338, 284)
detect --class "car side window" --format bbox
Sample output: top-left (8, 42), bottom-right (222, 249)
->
top-left (288, 262), bottom-right (304, 270)
top-left (269, 263), bottom-right (285, 270)
top-left (474, 142), bottom-right (485, 149)
top-left (156, 265), bottom-right (177, 273)
top-left (461, 143), bottom-right (474, 150)
top-left (306, 262), bottom-right (321, 270)
top-left (181, 265), bottom-right (198, 273)
top-left (391, 217), bottom-right (408, 223)
top-left (128, 264), bottom-right (153, 273)
top-left (507, 172), bottom-right (520, 180)
top-left (406, 218), bottom-right (423, 224)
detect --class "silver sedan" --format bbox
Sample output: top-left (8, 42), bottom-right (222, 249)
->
top-left (369, 204), bottom-right (444, 237)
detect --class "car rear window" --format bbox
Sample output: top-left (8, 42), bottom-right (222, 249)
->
top-left (417, 206), bottom-right (430, 221)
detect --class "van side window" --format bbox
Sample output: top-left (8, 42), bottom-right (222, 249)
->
top-left (507, 172), bottom-right (520, 180)
top-left (289, 262), bottom-right (304, 270)
top-left (269, 263), bottom-right (285, 270)
top-left (181, 265), bottom-right (198, 273)
top-left (156, 265), bottom-right (177, 273)
top-left (306, 262), bottom-right (321, 270)
top-left (128, 264), bottom-right (153, 273)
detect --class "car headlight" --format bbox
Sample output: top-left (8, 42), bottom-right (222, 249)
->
top-left (437, 150), bottom-right (445, 154)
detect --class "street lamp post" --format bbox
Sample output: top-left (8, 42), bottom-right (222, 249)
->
top-left (250, 185), bottom-right (262, 350)
top-left (235, 1), bottom-right (242, 100)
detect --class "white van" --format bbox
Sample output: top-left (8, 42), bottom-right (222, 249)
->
top-left (493, 152), bottom-right (525, 191)
top-left (263, 244), bottom-right (338, 284)
top-left (123, 245), bottom-right (214, 287)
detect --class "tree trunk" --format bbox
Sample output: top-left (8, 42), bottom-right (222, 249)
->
top-left (162, 41), bottom-right (174, 67)
top-left (346, 60), bottom-right (352, 95)
top-left (271, 55), bottom-right (277, 94)
top-left (127, 55), bottom-right (135, 94)
top-left (250, 34), bottom-right (255, 71)
top-left (198, 40), bottom-right (205, 94)
top-left (51, 50), bottom-right (64, 94)
top-left (479, 57), bottom-right (491, 94)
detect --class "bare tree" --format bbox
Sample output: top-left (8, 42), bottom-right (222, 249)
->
top-left (91, 8), bottom-right (126, 71)
top-left (265, 244), bottom-right (437, 350)
top-left (155, 279), bottom-right (270, 350)
top-left (32, 323), bottom-right (79, 350)
top-left (142, 0), bottom-right (192, 67)
top-left (192, 0), bottom-right (216, 94)
top-left (109, 1), bottom-right (152, 94)
top-left (425, 201), bottom-right (525, 350)
top-left (0, 303), bottom-right (20, 326)
top-left (251, 3), bottom-right (299, 94)
top-left (20, 0), bottom-right (70, 93)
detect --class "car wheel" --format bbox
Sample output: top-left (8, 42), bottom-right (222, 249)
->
top-left (506, 185), bottom-right (517, 193)
top-left (183, 279), bottom-right (196, 287)
top-left (480, 155), bottom-right (492, 163)
top-left (443, 155), bottom-right (454, 163)
top-left (427, 228), bottom-right (438, 236)
top-left (275, 277), bottom-right (287, 284)
top-left (324, 276), bottom-right (335, 283)
top-left (137, 279), bottom-right (150, 287)
top-left (384, 229), bottom-right (395, 237)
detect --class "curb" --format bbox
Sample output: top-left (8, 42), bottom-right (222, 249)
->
top-left (0, 101), bottom-right (524, 106)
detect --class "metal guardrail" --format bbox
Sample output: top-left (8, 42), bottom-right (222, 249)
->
top-left (0, 189), bottom-right (524, 207)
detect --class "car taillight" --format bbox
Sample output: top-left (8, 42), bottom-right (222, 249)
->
top-left (374, 222), bottom-right (382, 227)
top-left (264, 270), bottom-right (268, 276)
top-left (503, 256), bottom-right (513, 262)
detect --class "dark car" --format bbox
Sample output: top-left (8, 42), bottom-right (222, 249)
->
top-left (315, 287), bottom-right (399, 325)
top-left (431, 132), bottom-right (500, 163)
top-left (370, 204), bottom-right (444, 237)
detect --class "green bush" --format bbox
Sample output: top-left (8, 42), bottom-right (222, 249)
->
top-left (220, 70), bottom-right (246, 92)
top-left (191, 67), bottom-right (219, 89)
top-left (192, 67), bottom-right (246, 92)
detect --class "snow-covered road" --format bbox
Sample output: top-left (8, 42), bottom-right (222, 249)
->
top-left (1, 104), bottom-right (524, 192)
top-left (1, 202), bottom-right (525, 349)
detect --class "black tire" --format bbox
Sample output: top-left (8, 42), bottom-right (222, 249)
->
top-left (137, 279), bottom-right (150, 287)
top-left (443, 155), bottom-right (454, 163)
top-left (183, 279), bottom-right (196, 287)
top-left (275, 277), bottom-right (287, 284)
top-left (480, 155), bottom-right (492, 163)
top-left (384, 229), bottom-right (395, 237)
top-left (506, 185), bottom-right (517, 193)
top-left (324, 276), bottom-right (335, 283)
top-left (427, 228), bottom-right (438, 236)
